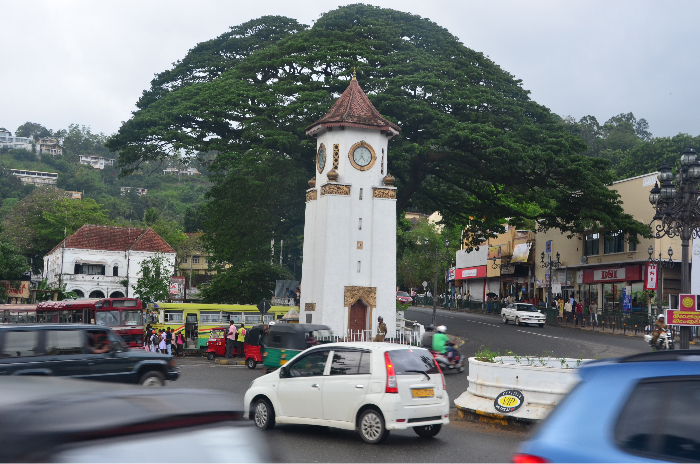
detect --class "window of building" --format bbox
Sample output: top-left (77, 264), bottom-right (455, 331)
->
top-left (191, 256), bottom-right (200, 264)
top-left (603, 283), bottom-right (621, 311)
top-left (180, 257), bottom-right (187, 264)
top-left (628, 232), bottom-right (637, 252)
top-left (604, 231), bottom-right (625, 254)
top-left (74, 264), bottom-right (105, 275)
top-left (112, 266), bottom-right (118, 276)
top-left (584, 233), bottom-right (599, 256)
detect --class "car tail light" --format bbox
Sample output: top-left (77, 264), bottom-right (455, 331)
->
top-left (512, 454), bottom-right (550, 463)
top-left (384, 351), bottom-right (398, 393)
top-left (434, 357), bottom-right (446, 390)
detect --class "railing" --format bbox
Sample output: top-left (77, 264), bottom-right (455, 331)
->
top-left (271, 297), bottom-right (296, 306)
top-left (322, 330), bottom-right (420, 346)
top-left (413, 295), bottom-right (505, 315)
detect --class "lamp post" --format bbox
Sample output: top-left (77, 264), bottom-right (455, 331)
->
top-left (493, 254), bottom-right (515, 301)
top-left (647, 246), bottom-right (674, 321)
top-left (648, 146), bottom-right (700, 349)
top-left (540, 250), bottom-right (561, 311)
top-left (424, 237), bottom-right (450, 327)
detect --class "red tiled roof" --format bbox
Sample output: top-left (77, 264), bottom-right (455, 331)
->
top-left (306, 78), bottom-right (400, 137)
top-left (48, 225), bottom-right (175, 255)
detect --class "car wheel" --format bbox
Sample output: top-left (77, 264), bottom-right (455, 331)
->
top-left (253, 398), bottom-right (275, 430)
top-left (358, 409), bottom-right (389, 444)
top-left (502, 314), bottom-right (508, 324)
top-left (515, 317), bottom-right (521, 326)
top-left (207, 352), bottom-right (215, 360)
top-left (538, 323), bottom-right (544, 328)
top-left (246, 358), bottom-right (257, 369)
top-left (138, 371), bottom-right (165, 387)
top-left (413, 424), bottom-right (442, 438)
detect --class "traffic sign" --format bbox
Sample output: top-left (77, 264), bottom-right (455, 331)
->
top-left (422, 281), bottom-right (428, 289)
top-left (257, 299), bottom-right (271, 315)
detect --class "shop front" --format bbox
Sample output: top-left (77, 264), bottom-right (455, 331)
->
top-left (581, 265), bottom-right (645, 312)
top-left (455, 266), bottom-right (487, 301)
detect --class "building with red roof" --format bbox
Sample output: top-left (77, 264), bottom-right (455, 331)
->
top-left (43, 225), bottom-right (176, 299)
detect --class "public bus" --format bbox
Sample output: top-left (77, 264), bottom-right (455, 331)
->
top-left (147, 302), bottom-right (292, 350)
top-left (0, 304), bottom-right (37, 324)
top-left (36, 298), bottom-right (146, 347)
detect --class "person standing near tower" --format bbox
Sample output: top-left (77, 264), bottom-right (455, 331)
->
top-left (375, 316), bottom-right (387, 342)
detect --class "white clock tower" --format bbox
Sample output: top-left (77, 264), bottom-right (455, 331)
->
top-left (300, 75), bottom-right (400, 339)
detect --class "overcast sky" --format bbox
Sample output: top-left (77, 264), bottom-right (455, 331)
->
top-left (2, 0), bottom-right (698, 139)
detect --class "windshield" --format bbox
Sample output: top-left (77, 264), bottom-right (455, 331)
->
top-left (515, 304), bottom-right (538, 312)
top-left (95, 311), bottom-right (120, 327)
top-left (121, 311), bottom-right (143, 326)
top-left (389, 348), bottom-right (439, 375)
top-left (397, 292), bottom-right (410, 297)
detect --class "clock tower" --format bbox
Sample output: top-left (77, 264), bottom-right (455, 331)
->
top-left (300, 75), bottom-right (400, 339)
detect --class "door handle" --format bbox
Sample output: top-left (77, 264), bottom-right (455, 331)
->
top-left (355, 385), bottom-right (364, 389)
top-left (311, 383), bottom-right (320, 389)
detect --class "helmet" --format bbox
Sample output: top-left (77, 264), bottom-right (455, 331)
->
top-left (658, 314), bottom-right (665, 321)
top-left (437, 325), bottom-right (447, 333)
top-left (378, 316), bottom-right (383, 321)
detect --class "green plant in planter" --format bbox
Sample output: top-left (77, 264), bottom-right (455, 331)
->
top-left (475, 346), bottom-right (500, 363)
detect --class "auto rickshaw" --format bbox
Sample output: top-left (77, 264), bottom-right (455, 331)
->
top-left (243, 325), bottom-right (266, 369)
top-left (262, 323), bottom-right (333, 371)
top-left (205, 326), bottom-right (230, 360)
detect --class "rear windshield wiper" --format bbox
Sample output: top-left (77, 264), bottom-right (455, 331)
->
top-left (405, 369), bottom-right (430, 381)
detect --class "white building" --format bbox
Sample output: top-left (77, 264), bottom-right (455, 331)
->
top-left (38, 137), bottom-right (62, 156)
top-left (0, 130), bottom-right (33, 151)
top-left (79, 154), bottom-right (116, 169)
top-left (299, 76), bottom-right (400, 339)
top-left (120, 187), bottom-right (148, 196)
top-left (163, 167), bottom-right (201, 176)
top-left (11, 169), bottom-right (57, 185)
top-left (43, 225), bottom-right (176, 299)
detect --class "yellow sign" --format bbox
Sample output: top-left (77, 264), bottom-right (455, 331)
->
top-left (411, 388), bottom-right (435, 398)
top-left (498, 395), bottom-right (521, 408)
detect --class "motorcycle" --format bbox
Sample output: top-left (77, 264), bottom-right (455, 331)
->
top-left (643, 327), bottom-right (674, 350)
top-left (431, 344), bottom-right (465, 373)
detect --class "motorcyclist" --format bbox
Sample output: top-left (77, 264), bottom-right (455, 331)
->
top-left (651, 314), bottom-right (667, 346)
top-left (432, 325), bottom-right (457, 364)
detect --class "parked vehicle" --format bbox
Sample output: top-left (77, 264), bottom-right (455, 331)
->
top-left (501, 303), bottom-right (546, 327)
top-left (261, 323), bottom-right (332, 371)
top-left (206, 326), bottom-right (229, 360)
top-left (245, 342), bottom-right (449, 444)
top-left (0, 324), bottom-right (179, 386)
top-left (0, 376), bottom-right (267, 462)
top-left (643, 327), bottom-right (675, 350)
top-left (514, 350), bottom-right (700, 463)
top-left (396, 291), bottom-right (413, 304)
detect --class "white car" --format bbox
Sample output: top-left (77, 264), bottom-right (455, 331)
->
top-left (243, 342), bottom-right (449, 444)
top-left (501, 303), bottom-right (546, 327)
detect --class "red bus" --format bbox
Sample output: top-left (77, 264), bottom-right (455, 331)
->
top-left (36, 298), bottom-right (145, 347)
top-left (0, 304), bottom-right (37, 324)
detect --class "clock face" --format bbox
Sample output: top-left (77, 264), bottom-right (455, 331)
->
top-left (317, 145), bottom-right (326, 172)
top-left (353, 146), bottom-right (373, 167)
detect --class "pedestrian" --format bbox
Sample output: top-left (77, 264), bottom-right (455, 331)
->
top-left (575, 300), bottom-right (583, 327)
top-left (176, 331), bottom-right (184, 357)
top-left (145, 324), bottom-right (152, 351)
top-left (236, 324), bottom-right (247, 358)
top-left (159, 329), bottom-right (166, 353)
top-left (590, 300), bottom-right (598, 326)
top-left (375, 316), bottom-right (387, 342)
top-left (564, 299), bottom-right (572, 323)
top-left (165, 327), bottom-right (173, 355)
top-left (558, 297), bottom-right (564, 323)
top-left (486, 296), bottom-right (491, 314)
top-left (150, 330), bottom-right (159, 353)
top-left (225, 321), bottom-right (236, 358)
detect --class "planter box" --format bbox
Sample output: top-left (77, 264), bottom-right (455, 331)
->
top-left (454, 356), bottom-right (588, 421)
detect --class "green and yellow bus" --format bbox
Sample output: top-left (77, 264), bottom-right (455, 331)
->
top-left (146, 303), bottom-right (290, 350)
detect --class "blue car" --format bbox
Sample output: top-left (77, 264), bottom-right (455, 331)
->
top-left (514, 351), bottom-right (700, 463)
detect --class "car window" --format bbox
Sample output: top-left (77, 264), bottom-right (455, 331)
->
top-left (515, 305), bottom-right (537, 312)
top-left (388, 348), bottom-right (439, 375)
top-left (86, 329), bottom-right (114, 354)
top-left (0, 331), bottom-right (39, 357)
top-left (45, 330), bottom-right (84, 355)
top-left (616, 378), bottom-right (700, 462)
top-left (287, 349), bottom-right (330, 377)
top-left (329, 350), bottom-right (370, 375)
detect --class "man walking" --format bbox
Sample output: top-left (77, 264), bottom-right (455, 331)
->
top-left (225, 321), bottom-right (236, 358)
top-left (589, 300), bottom-right (598, 326)
top-left (165, 327), bottom-right (173, 355)
top-left (375, 316), bottom-right (388, 342)
top-left (236, 324), bottom-right (247, 358)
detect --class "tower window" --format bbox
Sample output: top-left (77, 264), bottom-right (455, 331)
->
top-left (359, 188), bottom-right (363, 200)
top-left (358, 218), bottom-right (362, 230)
top-left (357, 261), bottom-right (361, 273)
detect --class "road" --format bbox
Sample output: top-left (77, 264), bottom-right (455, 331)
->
top-left (166, 306), bottom-right (673, 462)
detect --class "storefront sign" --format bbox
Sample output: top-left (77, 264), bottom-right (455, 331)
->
top-left (0, 281), bottom-right (29, 299)
top-left (583, 266), bottom-right (642, 284)
top-left (454, 266), bottom-right (487, 280)
top-left (645, 263), bottom-right (658, 290)
top-left (552, 283), bottom-right (562, 295)
top-left (494, 389), bottom-right (525, 413)
top-left (665, 294), bottom-right (700, 326)
top-left (622, 286), bottom-right (632, 313)
top-left (594, 268), bottom-right (625, 281)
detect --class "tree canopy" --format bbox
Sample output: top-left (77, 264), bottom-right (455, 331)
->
top-left (107, 4), bottom-right (648, 268)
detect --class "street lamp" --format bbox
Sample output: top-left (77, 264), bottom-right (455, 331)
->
top-left (540, 250), bottom-right (561, 311)
top-left (648, 146), bottom-right (700, 349)
top-left (424, 237), bottom-right (450, 326)
top-left (647, 246), bottom-right (674, 321)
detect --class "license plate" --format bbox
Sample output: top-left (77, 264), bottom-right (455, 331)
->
top-left (412, 388), bottom-right (434, 398)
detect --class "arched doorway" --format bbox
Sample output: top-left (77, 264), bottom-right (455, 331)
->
top-left (89, 290), bottom-right (105, 299)
top-left (109, 291), bottom-right (125, 298)
top-left (349, 300), bottom-right (367, 334)
top-left (72, 289), bottom-right (84, 298)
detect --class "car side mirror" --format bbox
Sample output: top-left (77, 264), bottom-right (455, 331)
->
top-left (279, 366), bottom-right (289, 378)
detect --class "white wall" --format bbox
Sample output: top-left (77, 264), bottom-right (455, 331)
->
top-left (456, 246), bottom-right (488, 269)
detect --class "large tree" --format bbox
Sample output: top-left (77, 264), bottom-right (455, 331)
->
top-left (107, 5), bottom-right (647, 268)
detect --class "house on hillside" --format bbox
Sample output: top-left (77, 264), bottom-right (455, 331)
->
top-left (43, 225), bottom-right (176, 299)
top-left (163, 167), bottom-right (201, 176)
top-left (120, 187), bottom-right (148, 196)
top-left (37, 137), bottom-right (62, 156)
top-left (79, 154), bottom-right (115, 169)
top-left (10, 169), bottom-right (58, 185)
top-left (0, 130), bottom-right (33, 151)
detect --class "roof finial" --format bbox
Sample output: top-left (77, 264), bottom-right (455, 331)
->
top-left (352, 67), bottom-right (356, 81)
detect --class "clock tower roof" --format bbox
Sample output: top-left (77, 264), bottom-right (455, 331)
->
top-left (306, 78), bottom-right (400, 138)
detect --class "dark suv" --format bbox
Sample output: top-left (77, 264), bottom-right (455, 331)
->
top-left (0, 324), bottom-right (179, 386)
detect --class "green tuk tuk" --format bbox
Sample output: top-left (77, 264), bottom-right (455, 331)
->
top-left (262, 323), bottom-right (333, 370)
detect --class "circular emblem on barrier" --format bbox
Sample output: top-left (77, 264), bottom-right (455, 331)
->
top-left (494, 389), bottom-right (525, 413)
top-left (682, 297), bottom-right (695, 309)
